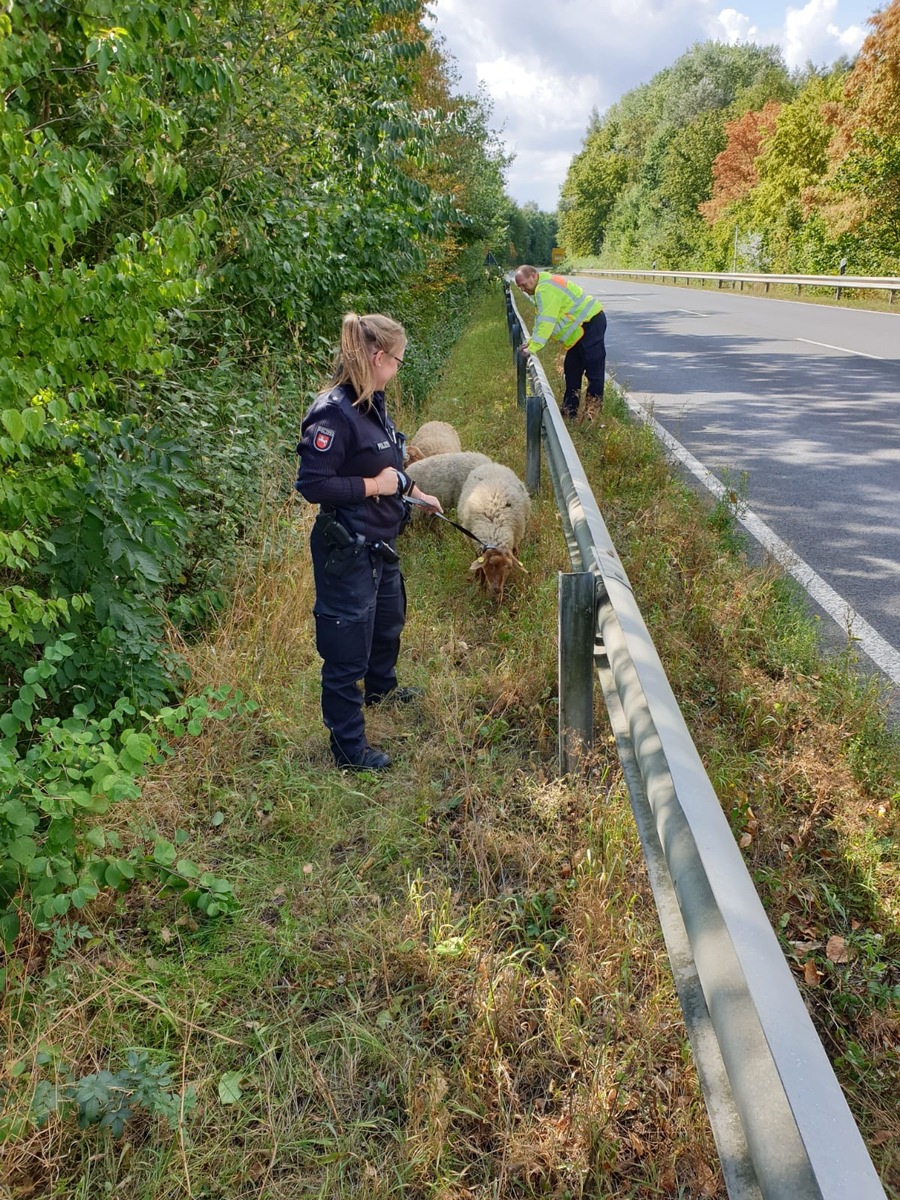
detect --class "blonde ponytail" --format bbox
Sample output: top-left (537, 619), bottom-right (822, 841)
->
top-left (330, 312), bottom-right (406, 407)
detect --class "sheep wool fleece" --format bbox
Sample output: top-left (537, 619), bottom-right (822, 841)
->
top-left (295, 384), bottom-right (408, 763)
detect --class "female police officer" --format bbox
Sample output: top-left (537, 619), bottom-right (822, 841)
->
top-left (295, 313), bottom-right (442, 771)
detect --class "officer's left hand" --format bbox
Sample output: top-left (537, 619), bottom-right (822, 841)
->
top-left (416, 491), bottom-right (443, 514)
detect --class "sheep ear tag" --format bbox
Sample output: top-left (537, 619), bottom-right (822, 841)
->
top-left (470, 555), bottom-right (485, 571)
top-left (313, 426), bottom-right (334, 452)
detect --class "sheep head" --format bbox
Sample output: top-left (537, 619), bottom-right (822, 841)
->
top-left (406, 445), bottom-right (426, 465)
top-left (469, 547), bottom-right (526, 602)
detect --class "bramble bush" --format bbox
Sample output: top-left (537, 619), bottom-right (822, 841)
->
top-left (0, 673), bottom-right (251, 955)
top-left (26, 1049), bottom-right (194, 1140)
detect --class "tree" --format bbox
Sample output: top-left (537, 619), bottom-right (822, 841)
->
top-left (811, 0), bottom-right (900, 266)
top-left (659, 110), bottom-right (728, 216)
top-left (558, 125), bottom-right (627, 256)
top-left (700, 101), bottom-right (781, 224)
top-left (748, 69), bottom-right (846, 266)
top-left (560, 40), bottom-right (792, 266)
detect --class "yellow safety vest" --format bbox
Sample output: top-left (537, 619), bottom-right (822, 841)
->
top-left (525, 272), bottom-right (603, 353)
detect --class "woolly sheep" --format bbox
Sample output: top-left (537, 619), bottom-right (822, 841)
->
top-left (406, 420), bottom-right (461, 464)
top-left (406, 451), bottom-right (492, 511)
top-left (457, 462), bottom-right (531, 601)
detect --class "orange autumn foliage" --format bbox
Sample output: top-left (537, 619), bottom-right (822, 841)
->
top-left (810, 0), bottom-right (900, 235)
top-left (700, 101), bottom-right (781, 224)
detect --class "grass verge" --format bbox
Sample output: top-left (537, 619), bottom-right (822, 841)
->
top-left (2, 284), bottom-right (898, 1199)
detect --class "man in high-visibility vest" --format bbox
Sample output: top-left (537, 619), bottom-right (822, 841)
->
top-left (514, 265), bottom-right (607, 419)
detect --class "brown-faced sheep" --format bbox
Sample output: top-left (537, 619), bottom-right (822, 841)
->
top-left (457, 462), bottom-right (531, 601)
top-left (406, 420), bottom-right (461, 464)
top-left (407, 451), bottom-right (491, 511)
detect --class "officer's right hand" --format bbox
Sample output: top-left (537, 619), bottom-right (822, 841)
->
top-left (371, 466), bottom-right (402, 496)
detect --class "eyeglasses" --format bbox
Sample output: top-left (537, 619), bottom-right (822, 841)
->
top-left (390, 353), bottom-right (405, 368)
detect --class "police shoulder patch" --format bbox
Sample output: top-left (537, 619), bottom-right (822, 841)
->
top-left (313, 425), bottom-right (335, 451)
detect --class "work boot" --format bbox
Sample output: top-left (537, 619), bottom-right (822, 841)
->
top-left (562, 389), bottom-right (581, 420)
top-left (364, 686), bottom-right (423, 708)
top-left (334, 745), bottom-right (392, 771)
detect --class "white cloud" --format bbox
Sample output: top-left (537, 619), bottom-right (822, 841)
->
top-left (713, 8), bottom-right (762, 43)
top-left (713, 0), bottom-right (868, 67)
top-left (782, 0), bottom-right (866, 67)
top-left (427, 0), bottom-right (874, 209)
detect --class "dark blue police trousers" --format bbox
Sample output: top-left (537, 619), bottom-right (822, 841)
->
top-left (310, 525), bottom-right (405, 762)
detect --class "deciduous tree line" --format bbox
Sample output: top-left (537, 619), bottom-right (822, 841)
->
top-left (558, 0), bottom-right (900, 276)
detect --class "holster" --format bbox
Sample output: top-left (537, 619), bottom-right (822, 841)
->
top-left (315, 511), bottom-right (367, 580)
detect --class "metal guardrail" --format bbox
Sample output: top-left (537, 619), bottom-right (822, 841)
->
top-left (502, 279), bottom-right (888, 1200)
top-left (571, 267), bottom-right (900, 302)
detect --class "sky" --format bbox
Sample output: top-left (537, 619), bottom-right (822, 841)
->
top-left (426, 0), bottom-right (881, 211)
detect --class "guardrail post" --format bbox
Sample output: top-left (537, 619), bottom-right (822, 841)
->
top-left (515, 338), bottom-right (527, 409)
top-left (525, 392), bottom-right (542, 495)
top-left (558, 571), bottom-right (596, 774)
top-left (835, 257), bottom-right (847, 300)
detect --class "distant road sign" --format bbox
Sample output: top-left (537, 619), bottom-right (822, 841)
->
top-left (551, 247), bottom-right (565, 265)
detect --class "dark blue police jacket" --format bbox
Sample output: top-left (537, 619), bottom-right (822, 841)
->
top-left (295, 384), bottom-right (406, 543)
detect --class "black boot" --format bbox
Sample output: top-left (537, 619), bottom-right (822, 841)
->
top-left (332, 739), bottom-right (392, 771)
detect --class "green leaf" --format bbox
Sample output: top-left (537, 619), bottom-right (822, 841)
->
top-left (71, 788), bottom-right (100, 809)
top-left (104, 863), bottom-right (123, 888)
top-left (1, 410), bottom-right (25, 443)
top-left (153, 839), bottom-right (177, 866)
top-left (0, 713), bottom-right (22, 736)
top-left (122, 733), bottom-right (154, 765)
top-left (2, 800), bottom-right (32, 828)
top-left (0, 911), bottom-right (20, 951)
top-left (8, 837), bottom-right (37, 866)
top-left (218, 1072), bottom-right (243, 1105)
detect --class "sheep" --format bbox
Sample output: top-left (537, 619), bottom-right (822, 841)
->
top-left (406, 451), bottom-right (492, 511)
top-left (457, 462), bottom-right (531, 601)
top-left (406, 420), bottom-right (461, 464)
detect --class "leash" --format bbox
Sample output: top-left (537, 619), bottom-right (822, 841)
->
top-left (403, 496), bottom-right (493, 552)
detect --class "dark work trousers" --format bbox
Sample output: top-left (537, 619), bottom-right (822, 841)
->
top-left (310, 525), bottom-right (406, 762)
top-left (562, 310), bottom-right (607, 416)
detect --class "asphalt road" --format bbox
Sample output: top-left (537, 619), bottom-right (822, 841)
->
top-left (569, 274), bottom-right (900, 683)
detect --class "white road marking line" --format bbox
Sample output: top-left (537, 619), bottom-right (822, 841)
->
top-left (796, 337), bottom-right (885, 361)
top-left (624, 395), bottom-right (900, 689)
